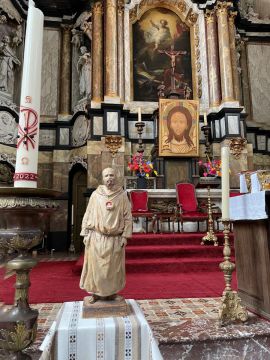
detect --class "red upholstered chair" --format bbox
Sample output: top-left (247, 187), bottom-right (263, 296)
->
top-left (175, 182), bottom-right (208, 232)
top-left (130, 190), bottom-right (154, 233)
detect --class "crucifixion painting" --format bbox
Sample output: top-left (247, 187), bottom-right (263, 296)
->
top-left (133, 7), bottom-right (193, 101)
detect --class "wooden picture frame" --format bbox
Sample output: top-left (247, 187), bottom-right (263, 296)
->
top-left (159, 99), bottom-right (199, 157)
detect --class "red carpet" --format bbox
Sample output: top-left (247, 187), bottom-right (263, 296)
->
top-left (0, 232), bottom-right (237, 304)
top-left (73, 232), bottom-right (234, 274)
top-left (0, 261), bottom-right (237, 304)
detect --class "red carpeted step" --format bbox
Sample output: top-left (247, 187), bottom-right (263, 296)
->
top-left (128, 233), bottom-right (232, 246)
top-left (126, 257), bottom-right (232, 273)
top-left (0, 261), bottom-right (238, 304)
top-left (126, 244), bottom-right (233, 259)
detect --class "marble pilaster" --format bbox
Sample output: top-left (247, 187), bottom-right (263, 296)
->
top-left (105, 0), bottom-right (118, 98)
top-left (59, 25), bottom-right (72, 115)
top-left (228, 11), bottom-right (240, 102)
top-left (92, 2), bottom-right (103, 102)
top-left (205, 9), bottom-right (221, 108)
top-left (117, 1), bottom-right (125, 102)
top-left (216, 2), bottom-right (235, 103)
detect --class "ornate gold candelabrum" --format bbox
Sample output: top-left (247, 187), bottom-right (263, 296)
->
top-left (219, 219), bottom-right (248, 325)
top-left (135, 121), bottom-right (145, 154)
top-left (0, 188), bottom-right (60, 359)
top-left (200, 124), bottom-right (218, 245)
top-left (201, 185), bottom-right (218, 246)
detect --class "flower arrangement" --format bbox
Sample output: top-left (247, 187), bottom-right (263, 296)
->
top-left (198, 158), bottom-right (221, 177)
top-left (128, 152), bottom-right (158, 178)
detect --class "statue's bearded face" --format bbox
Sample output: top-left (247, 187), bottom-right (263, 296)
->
top-left (102, 168), bottom-right (115, 188)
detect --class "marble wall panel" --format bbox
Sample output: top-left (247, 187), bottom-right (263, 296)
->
top-left (93, 116), bottom-right (103, 136)
top-left (40, 28), bottom-right (60, 120)
top-left (71, 46), bottom-right (80, 111)
top-left (39, 129), bottom-right (56, 147)
top-left (37, 163), bottom-right (53, 189)
top-left (247, 43), bottom-right (270, 127)
top-left (59, 128), bottom-right (70, 146)
top-left (165, 160), bottom-right (190, 188)
top-left (52, 162), bottom-right (69, 192)
top-left (128, 121), bottom-right (154, 140)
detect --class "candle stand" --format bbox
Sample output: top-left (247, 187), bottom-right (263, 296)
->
top-left (201, 185), bottom-right (218, 246)
top-left (219, 219), bottom-right (248, 325)
top-left (0, 188), bottom-right (60, 359)
top-left (135, 121), bottom-right (145, 153)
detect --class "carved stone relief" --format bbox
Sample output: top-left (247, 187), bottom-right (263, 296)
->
top-left (72, 115), bottom-right (90, 147)
top-left (239, 0), bottom-right (270, 23)
top-left (69, 155), bottom-right (88, 171)
top-left (0, 110), bottom-right (17, 145)
top-left (0, 152), bottom-right (15, 167)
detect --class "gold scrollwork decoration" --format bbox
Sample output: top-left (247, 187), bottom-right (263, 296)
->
top-left (187, 9), bottom-right (198, 24)
top-left (129, 0), bottom-right (187, 23)
top-left (0, 321), bottom-right (37, 352)
top-left (193, 24), bottom-right (202, 99)
top-left (229, 138), bottom-right (247, 159)
top-left (105, 136), bottom-right (123, 157)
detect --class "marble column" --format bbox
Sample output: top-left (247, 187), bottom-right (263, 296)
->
top-left (92, 2), bottom-right (103, 102)
top-left (205, 9), bottom-right (221, 107)
top-left (59, 25), bottom-right (72, 115)
top-left (228, 11), bottom-right (240, 102)
top-left (239, 39), bottom-right (252, 121)
top-left (105, 0), bottom-right (118, 98)
top-left (117, 1), bottom-right (125, 102)
top-left (216, 1), bottom-right (235, 103)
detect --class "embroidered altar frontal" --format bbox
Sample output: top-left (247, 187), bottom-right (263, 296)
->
top-left (40, 300), bottom-right (162, 360)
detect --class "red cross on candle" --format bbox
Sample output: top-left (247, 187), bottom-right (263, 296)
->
top-left (17, 107), bottom-right (38, 151)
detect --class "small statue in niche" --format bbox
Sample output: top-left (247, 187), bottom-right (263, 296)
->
top-left (0, 35), bottom-right (21, 94)
top-left (12, 24), bottom-right (23, 48)
top-left (71, 28), bottom-right (83, 50)
top-left (77, 46), bottom-right (91, 99)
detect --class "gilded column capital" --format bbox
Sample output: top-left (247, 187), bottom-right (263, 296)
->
top-left (118, 0), bottom-right (125, 15)
top-left (215, 1), bottom-right (232, 16)
top-left (92, 1), bottom-right (103, 14)
top-left (228, 10), bottom-right (237, 23)
top-left (205, 9), bottom-right (215, 24)
top-left (60, 24), bottom-right (72, 32)
top-left (106, 0), bottom-right (116, 10)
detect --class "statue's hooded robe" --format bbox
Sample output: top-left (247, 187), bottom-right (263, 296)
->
top-left (80, 185), bottom-right (132, 296)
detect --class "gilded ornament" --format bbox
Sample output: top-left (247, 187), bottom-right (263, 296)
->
top-left (216, 1), bottom-right (232, 16)
top-left (92, 1), bottom-right (103, 14)
top-left (229, 138), bottom-right (247, 159)
top-left (187, 10), bottom-right (198, 24)
top-left (205, 9), bottom-right (215, 24)
top-left (0, 322), bottom-right (37, 352)
top-left (105, 136), bottom-right (122, 157)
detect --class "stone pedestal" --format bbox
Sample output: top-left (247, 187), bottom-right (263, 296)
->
top-left (82, 296), bottom-right (129, 318)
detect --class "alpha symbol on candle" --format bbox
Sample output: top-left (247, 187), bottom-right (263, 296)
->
top-left (21, 157), bottom-right (29, 165)
top-left (17, 107), bottom-right (38, 150)
top-left (25, 96), bottom-right (32, 103)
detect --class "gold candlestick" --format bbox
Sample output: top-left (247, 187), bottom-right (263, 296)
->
top-left (219, 219), bottom-right (248, 325)
top-left (201, 186), bottom-right (218, 246)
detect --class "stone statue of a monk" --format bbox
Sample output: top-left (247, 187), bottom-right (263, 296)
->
top-left (80, 168), bottom-right (132, 303)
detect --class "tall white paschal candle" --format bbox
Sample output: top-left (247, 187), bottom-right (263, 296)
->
top-left (138, 107), bottom-right (142, 122)
top-left (14, 0), bottom-right (44, 188)
top-left (221, 146), bottom-right (230, 219)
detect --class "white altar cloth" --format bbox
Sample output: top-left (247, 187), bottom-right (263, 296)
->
top-left (39, 300), bottom-right (163, 360)
top-left (230, 191), bottom-right (268, 221)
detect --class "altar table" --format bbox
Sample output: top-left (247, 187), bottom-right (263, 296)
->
top-left (40, 299), bottom-right (163, 360)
